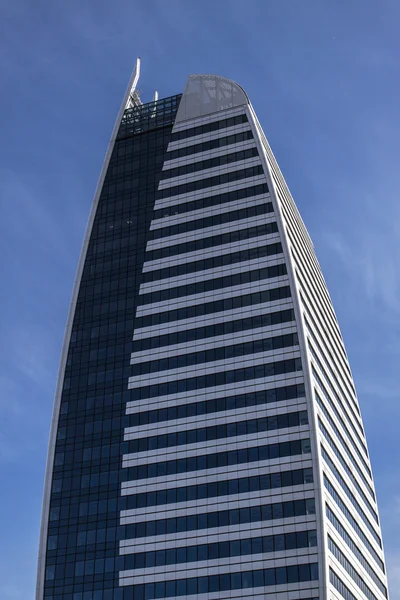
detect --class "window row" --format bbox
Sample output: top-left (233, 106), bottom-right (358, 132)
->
top-left (59, 389), bottom-right (130, 416)
top-left (137, 263), bottom-right (287, 306)
top-left (324, 476), bottom-right (383, 561)
top-left (46, 554), bottom-right (123, 581)
top-left (92, 214), bottom-right (151, 234)
top-left (322, 448), bottom-right (380, 542)
top-left (117, 120), bottom-right (178, 142)
top-left (55, 443), bottom-right (120, 470)
top-left (46, 589), bottom-right (122, 600)
top-left (312, 367), bottom-right (368, 463)
top-left (326, 505), bottom-right (387, 596)
top-left (125, 497), bottom-right (316, 539)
top-left (78, 468), bottom-right (123, 490)
top-left (79, 440), bottom-right (125, 464)
top-left (166, 129), bottom-right (253, 161)
top-left (132, 308), bottom-right (294, 352)
top-left (315, 392), bottom-right (373, 495)
top-left (128, 383), bottom-right (305, 428)
top-left (134, 284), bottom-right (291, 328)
top-left (87, 254), bottom-right (150, 277)
top-left (47, 523), bottom-right (121, 552)
top-left (57, 407), bottom-right (123, 431)
top-left (52, 466), bottom-right (120, 495)
top-left (319, 420), bottom-right (376, 510)
top-left (112, 134), bottom-right (172, 158)
top-left (154, 183), bottom-right (268, 222)
top-left (142, 241), bottom-right (283, 283)
top-left (160, 147), bottom-right (258, 180)
top-left (107, 158), bottom-right (167, 178)
top-left (146, 214), bottom-right (276, 261)
top-left (126, 467), bottom-right (314, 510)
top-left (131, 357), bottom-right (303, 400)
top-left (126, 438), bottom-right (311, 482)
top-left (125, 529), bottom-right (317, 571)
top-left (49, 496), bottom-right (118, 522)
top-left (116, 132), bottom-right (177, 159)
top-left (106, 157), bottom-right (166, 180)
top-left (57, 409), bottom-right (125, 439)
top-left (91, 199), bottom-right (153, 220)
top-left (156, 165), bottom-right (264, 199)
top-left (74, 556), bottom-right (123, 578)
top-left (85, 271), bottom-right (141, 297)
top-left (64, 364), bottom-right (131, 391)
top-left (125, 563), bottom-right (319, 599)
top-left (88, 217), bottom-right (149, 238)
top-left (62, 374), bottom-right (125, 395)
top-left (84, 345), bottom-right (133, 366)
top-left (131, 332), bottom-right (298, 376)
top-left (150, 197), bottom-right (273, 240)
top-left (72, 298), bottom-right (136, 326)
top-left (58, 401), bottom-right (126, 431)
top-left (127, 409), bottom-right (308, 454)
top-left (170, 113), bottom-right (248, 142)
top-left (97, 176), bottom-right (159, 200)
top-left (154, 185), bottom-right (269, 225)
top-left (89, 231), bottom-right (148, 257)
top-left (48, 498), bottom-right (317, 554)
top-left (73, 317), bottom-right (135, 344)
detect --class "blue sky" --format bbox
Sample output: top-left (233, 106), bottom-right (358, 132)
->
top-left (0, 0), bottom-right (399, 597)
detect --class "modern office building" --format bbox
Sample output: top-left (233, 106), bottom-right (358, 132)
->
top-left (37, 60), bottom-right (389, 600)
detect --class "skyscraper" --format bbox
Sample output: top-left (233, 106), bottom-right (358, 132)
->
top-left (37, 60), bottom-right (389, 600)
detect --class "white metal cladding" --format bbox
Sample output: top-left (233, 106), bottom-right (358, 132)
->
top-left (119, 94), bottom-right (317, 598)
top-left (114, 73), bottom-right (389, 600)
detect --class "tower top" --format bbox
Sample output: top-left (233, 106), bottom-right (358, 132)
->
top-left (175, 73), bottom-right (249, 123)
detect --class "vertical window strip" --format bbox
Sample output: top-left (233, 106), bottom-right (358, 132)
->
top-left (322, 446), bottom-right (380, 535)
top-left (329, 536), bottom-right (379, 600)
top-left (319, 419), bottom-right (376, 508)
top-left (310, 347), bottom-right (367, 452)
top-left (313, 372), bottom-right (371, 475)
top-left (316, 392), bottom-right (374, 495)
top-left (326, 505), bottom-right (387, 597)
top-left (324, 475), bottom-right (383, 558)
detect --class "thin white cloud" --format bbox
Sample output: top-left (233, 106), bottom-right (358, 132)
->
top-left (317, 181), bottom-right (400, 318)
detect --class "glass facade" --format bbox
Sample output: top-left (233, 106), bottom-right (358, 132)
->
top-left (37, 70), bottom-right (389, 600)
top-left (41, 94), bottom-right (181, 600)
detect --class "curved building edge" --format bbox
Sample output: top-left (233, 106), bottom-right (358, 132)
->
top-left (245, 103), bottom-right (329, 598)
top-left (246, 104), bottom-right (389, 598)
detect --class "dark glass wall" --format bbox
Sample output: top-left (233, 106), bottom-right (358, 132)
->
top-left (43, 94), bottom-right (181, 600)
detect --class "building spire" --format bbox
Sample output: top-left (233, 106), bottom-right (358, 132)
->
top-left (125, 57), bottom-right (142, 108)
